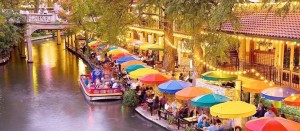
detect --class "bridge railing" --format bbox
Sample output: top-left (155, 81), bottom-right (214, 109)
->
top-left (24, 13), bottom-right (67, 24)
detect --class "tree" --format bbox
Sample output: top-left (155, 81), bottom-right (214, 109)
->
top-left (137, 0), bottom-right (297, 82)
top-left (0, 3), bottom-right (24, 57)
top-left (122, 89), bottom-right (139, 108)
top-left (60, 0), bottom-right (135, 46)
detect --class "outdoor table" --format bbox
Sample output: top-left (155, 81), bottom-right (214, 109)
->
top-left (183, 116), bottom-right (198, 126)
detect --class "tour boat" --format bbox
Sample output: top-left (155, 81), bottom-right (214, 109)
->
top-left (79, 74), bottom-right (123, 101)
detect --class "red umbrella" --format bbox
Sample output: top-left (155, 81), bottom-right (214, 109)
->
top-left (111, 53), bottom-right (131, 61)
top-left (140, 73), bottom-right (170, 85)
top-left (245, 117), bottom-right (300, 131)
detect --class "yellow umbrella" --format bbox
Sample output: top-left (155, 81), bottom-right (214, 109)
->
top-left (210, 101), bottom-right (256, 118)
top-left (139, 43), bottom-right (164, 51)
top-left (107, 49), bottom-right (129, 55)
top-left (129, 68), bottom-right (159, 79)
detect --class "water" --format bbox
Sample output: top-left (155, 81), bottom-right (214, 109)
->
top-left (0, 39), bottom-right (165, 131)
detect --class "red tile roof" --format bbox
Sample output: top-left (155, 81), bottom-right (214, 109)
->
top-left (222, 12), bottom-right (300, 39)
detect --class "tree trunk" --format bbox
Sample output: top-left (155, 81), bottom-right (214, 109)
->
top-left (162, 19), bottom-right (176, 72)
top-left (192, 43), bottom-right (204, 86)
top-left (34, 0), bottom-right (40, 13)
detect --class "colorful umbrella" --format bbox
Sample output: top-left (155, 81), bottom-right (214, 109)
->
top-left (125, 64), bottom-right (145, 73)
top-left (116, 56), bottom-right (136, 64)
top-left (261, 87), bottom-right (299, 101)
top-left (158, 80), bottom-right (192, 94)
top-left (245, 117), bottom-right (300, 131)
top-left (175, 86), bottom-right (212, 100)
top-left (129, 68), bottom-right (159, 79)
top-left (140, 73), bottom-right (170, 85)
top-left (87, 39), bottom-right (93, 43)
top-left (284, 94), bottom-right (300, 106)
top-left (121, 60), bottom-right (145, 69)
top-left (202, 71), bottom-right (237, 81)
top-left (107, 49), bottom-right (129, 55)
top-left (210, 101), bottom-right (256, 118)
top-left (109, 46), bottom-right (117, 51)
top-left (191, 93), bottom-right (230, 107)
top-left (139, 43), bottom-right (164, 51)
top-left (111, 53), bottom-right (131, 61)
top-left (88, 41), bottom-right (101, 47)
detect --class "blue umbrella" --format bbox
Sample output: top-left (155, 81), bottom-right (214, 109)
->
top-left (158, 80), bottom-right (192, 94)
top-left (116, 56), bottom-right (136, 64)
top-left (191, 93), bottom-right (230, 107)
top-left (262, 87), bottom-right (299, 101)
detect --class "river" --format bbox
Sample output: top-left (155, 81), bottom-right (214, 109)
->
top-left (0, 39), bottom-right (165, 131)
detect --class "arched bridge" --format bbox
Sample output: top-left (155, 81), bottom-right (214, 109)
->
top-left (23, 13), bottom-right (71, 63)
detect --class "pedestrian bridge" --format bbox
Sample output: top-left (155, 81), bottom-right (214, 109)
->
top-left (22, 13), bottom-right (71, 63)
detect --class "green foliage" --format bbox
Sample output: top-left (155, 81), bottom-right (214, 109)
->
top-left (167, 115), bottom-right (175, 125)
top-left (0, 3), bottom-right (24, 56)
top-left (195, 32), bottom-right (239, 65)
top-left (122, 89), bottom-right (139, 108)
top-left (31, 33), bottom-right (40, 37)
top-left (61, 0), bottom-right (136, 46)
top-left (185, 126), bottom-right (195, 131)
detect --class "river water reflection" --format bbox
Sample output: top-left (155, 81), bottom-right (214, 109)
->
top-left (0, 39), bottom-right (165, 131)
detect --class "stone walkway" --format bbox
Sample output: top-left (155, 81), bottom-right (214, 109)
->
top-left (135, 107), bottom-right (185, 131)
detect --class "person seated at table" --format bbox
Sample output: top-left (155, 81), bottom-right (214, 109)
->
top-left (147, 87), bottom-right (154, 98)
top-left (211, 116), bottom-right (222, 125)
top-left (197, 117), bottom-right (210, 130)
top-left (171, 73), bottom-right (176, 80)
top-left (164, 102), bottom-right (171, 113)
top-left (208, 121), bottom-right (224, 131)
top-left (270, 104), bottom-right (278, 116)
top-left (198, 110), bottom-right (208, 123)
top-left (264, 108), bottom-right (276, 118)
top-left (189, 107), bottom-right (199, 117)
top-left (171, 101), bottom-right (178, 116)
top-left (179, 104), bottom-right (189, 119)
top-left (159, 96), bottom-right (167, 110)
top-left (179, 73), bottom-right (184, 81)
top-left (254, 102), bottom-right (266, 118)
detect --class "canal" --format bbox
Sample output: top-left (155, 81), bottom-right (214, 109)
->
top-left (0, 39), bottom-right (165, 131)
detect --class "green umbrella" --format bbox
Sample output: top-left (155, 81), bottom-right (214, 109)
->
top-left (201, 71), bottom-right (237, 81)
top-left (125, 64), bottom-right (145, 73)
top-left (191, 93), bottom-right (230, 107)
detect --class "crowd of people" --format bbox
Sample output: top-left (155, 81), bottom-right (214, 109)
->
top-left (254, 102), bottom-right (286, 119)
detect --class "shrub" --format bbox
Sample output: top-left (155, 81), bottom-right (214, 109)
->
top-left (31, 33), bottom-right (40, 37)
top-left (122, 89), bottom-right (139, 108)
top-left (40, 31), bottom-right (47, 36)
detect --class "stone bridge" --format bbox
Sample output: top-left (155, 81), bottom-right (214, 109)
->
top-left (22, 13), bottom-right (70, 63)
